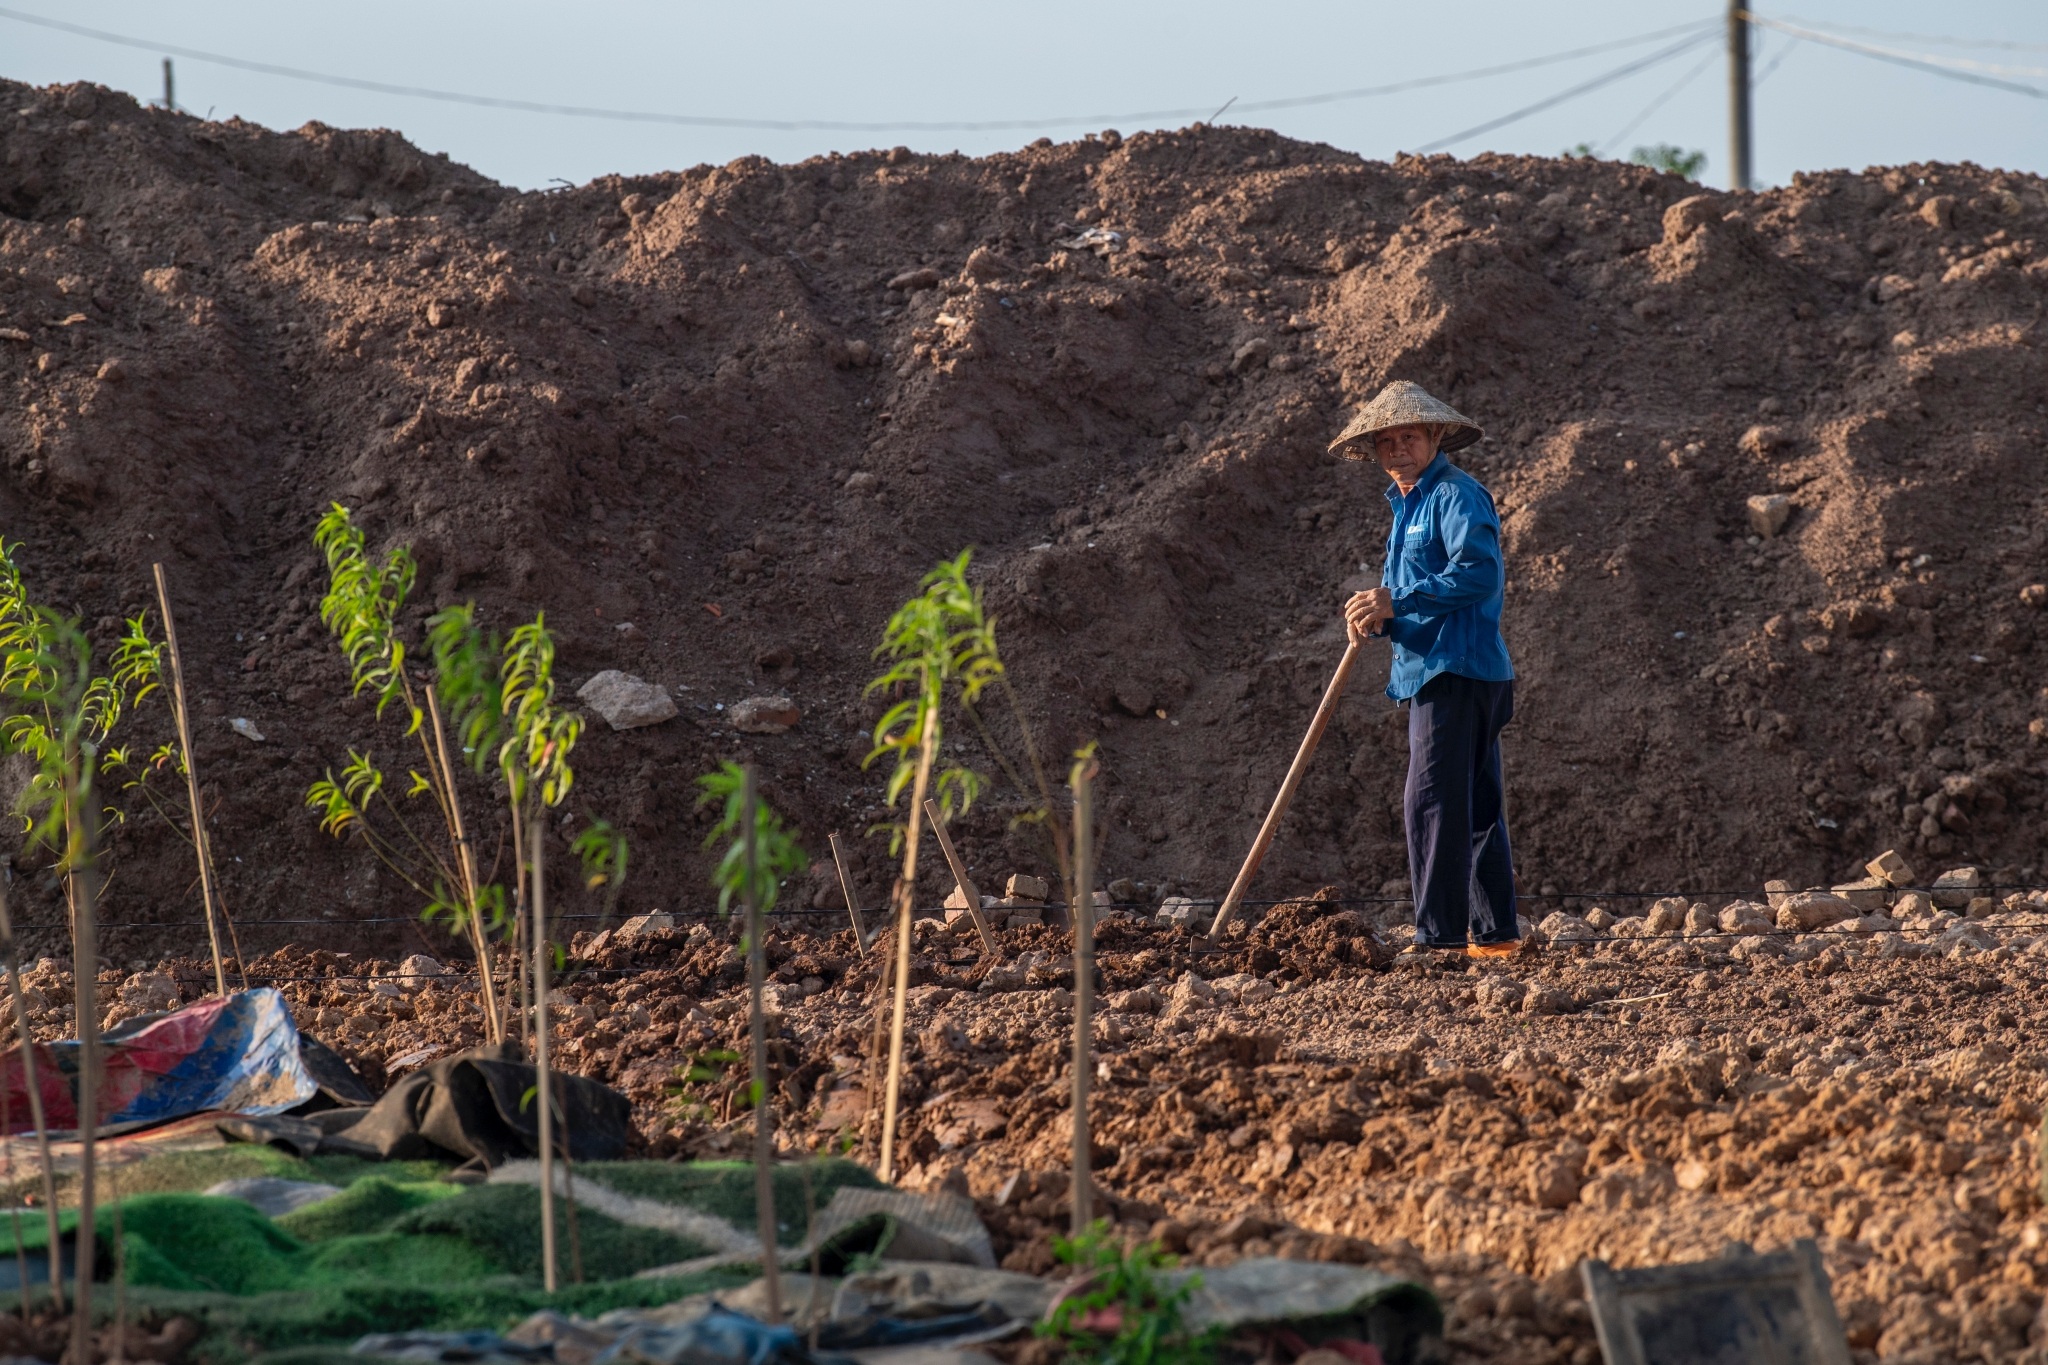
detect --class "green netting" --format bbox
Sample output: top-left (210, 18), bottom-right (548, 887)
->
top-left (386, 1183), bottom-right (711, 1280)
top-left (578, 1157), bottom-right (882, 1245)
top-left (117, 1196), bottom-right (307, 1293)
top-left (13, 1145), bottom-right (450, 1205)
top-left (274, 1177), bottom-right (458, 1242)
top-left (0, 1153), bottom-right (877, 1363)
top-left (98, 1185), bottom-right (749, 1363)
top-left (128, 1270), bottom-right (748, 1364)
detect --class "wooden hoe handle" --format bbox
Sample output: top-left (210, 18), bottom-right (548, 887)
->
top-left (1206, 639), bottom-right (1362, 942)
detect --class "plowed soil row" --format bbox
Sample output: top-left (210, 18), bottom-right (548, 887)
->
top-left (27, 898), bottom-right (2043, 1364)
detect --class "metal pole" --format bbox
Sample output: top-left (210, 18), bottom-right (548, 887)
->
top-left (1068, 755), bottom-right (1098, 1237)
top-left (161, 59), bottom-right (174, 113)
top-left (153, 564), bottom-right (228, 999)
top-left (531, 816), bottom-right (556, 1294)
top-left (1728, 0), bottom-right (1752, 191)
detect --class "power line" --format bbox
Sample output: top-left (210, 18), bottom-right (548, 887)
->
top-left (1774, 14), bottom-right (2048, 55)
top-left (1752, 33), bottom-right (1798, 89)
top-left (1415, 29), bottom-right (1718, 154)
top-left (1598, 43), bottom-right (1719, 156)
top-left (1741, 13), bottom-right (2048, 99)
top-left (0, 4), bottom-right (1717, 135)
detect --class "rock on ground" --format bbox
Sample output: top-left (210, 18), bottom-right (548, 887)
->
top-left (576, 670), bottom-right (677, 730)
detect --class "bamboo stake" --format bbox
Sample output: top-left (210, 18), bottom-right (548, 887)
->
top-left (826, 834), bottom-right (869, 954)
top-left (562, 1146), bottom-right (583, 1284)
top-left (4, 1071), bottom-right (25, 1321)
top-left (1206, 638), bottom-right (1362, 942)
top-left (1068, 754), bottom-right (1098, 1237)
top-left (877, 708), bottom-right (937, 1184)
top-left (150, 565), bottom-right (228, 999)
top-left (111, 1160), bottom-right (125, 1365)
top-left (425, 688), bottom-right (504, 1044)
top-left (801, 1157), bottom-right (823, 1353)
top-left (512, 815), bottom-right (530, 1052)
top-left (0, 884), bottom-right (62, 1313)
top-left (198, 830), bottom-right (249, 992)
top-left (70, 816), bottom-right (101, 1365)
top-left (859, 919), bottom-right (893, 1166)
top-left (742, 765), bottom-right (783, 1322)
top-left (921, 799), bottom-right (998, 955)
top-left (530, 815), bottom-right (556, 1294)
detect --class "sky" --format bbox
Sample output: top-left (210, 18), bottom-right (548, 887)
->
top-left (3, 2), bottom-right (2046, 193)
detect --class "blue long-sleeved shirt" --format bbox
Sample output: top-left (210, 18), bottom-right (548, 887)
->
top-left (1377, 453), bottom-right (1514, 701)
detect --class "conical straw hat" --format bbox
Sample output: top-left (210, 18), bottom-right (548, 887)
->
top-left (1327, 381), bottom-right (1483, 459)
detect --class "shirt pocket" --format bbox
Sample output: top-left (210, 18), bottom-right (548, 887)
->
top-left (1398, 521), bottom-right (1445, 579)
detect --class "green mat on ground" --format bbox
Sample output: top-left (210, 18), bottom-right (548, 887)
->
top-left (0, 1153), bottom-right (886, 1363)
top-left (574, 1158), bottom-right (884, 1244)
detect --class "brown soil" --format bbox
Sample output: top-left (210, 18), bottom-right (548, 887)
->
top-left (45, 899), bottom-right (2040, 1365)
top-left (6, 75), bottom-right (2048, 1363)
top-left (1, 79), bottom-right (2044, 960)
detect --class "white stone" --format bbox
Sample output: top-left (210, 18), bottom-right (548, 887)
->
top-left (1746, 493), bottom-right (1792, 538)
top-left (1537, 911), bottom-right (1594, 942)
top-left (1930, 866), bottom-right (1983, 909)
top-left (1775, 892), bottom-right (1857, 931)
top-left (577, 670), bottom-right (676, 730)
top-left (1719, 901), bottom-right (1774, 934)
top-left (1865, 849), bottom-right (1916, 888)
top-left (616, 912), bottom-right (675, 940)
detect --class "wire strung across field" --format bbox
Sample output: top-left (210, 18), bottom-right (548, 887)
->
top-left (20, 884), bottom-right (2047, 970)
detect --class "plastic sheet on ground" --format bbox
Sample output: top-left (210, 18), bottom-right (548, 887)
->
top-left (397, 1305), bottom-right (852, 1365)
top-left (0, 988), bottom-right (315, 1135)
top-left (504, 1258), bottom-right (1440, 1365)
top-left (567, 1180), bottom-right (996, 1279)
top-left (322, 1046), bottom-right (631, 1165)
top-left (1170, 1259), bottom-right (1442, 1365)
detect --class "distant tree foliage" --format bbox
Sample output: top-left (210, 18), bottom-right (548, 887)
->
top-left (1631, 143), bottom-right (1708, 179)
top-left (1560, 142), bottom-right (1707, 183)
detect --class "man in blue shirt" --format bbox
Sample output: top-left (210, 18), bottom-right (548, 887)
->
top-left (1334, 382), bottom-right (1519, 959)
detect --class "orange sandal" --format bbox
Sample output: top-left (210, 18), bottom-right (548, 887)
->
top-left (1467, 940), bottom-right (1523, 959)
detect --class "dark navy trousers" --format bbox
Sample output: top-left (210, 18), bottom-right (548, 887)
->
top-left (1405, 671), bottom-right (1518, 947)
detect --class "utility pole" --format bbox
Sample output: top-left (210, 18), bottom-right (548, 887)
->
top-left (158, 58), bottom-right (174, 112)
top-left (1727, 1), bottom-right (1752, 191)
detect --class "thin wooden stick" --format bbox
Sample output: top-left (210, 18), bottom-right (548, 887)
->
top-left (512, 814), bottom-right (531, 1052)
top-left (1207, 639), bottom-right (1362, 942)
top-left (151, 564), bottom-right (228, 999)
top-left (742, 765), bottom-right (783, 1322)
top-left (922, 799), bottom-right (998, 955)
top-left (425, 688), bottom-right (504, 1044)
top-left (0, 885), bottom-right (62, 1313)
top-left (878, 708), bottom-right (937, 1184)
top-left (207, 844), bottom-right (250, 992)
top-left (562, 1144), bottom-right (583, 1284)
top-left (70, 815), bottom-right (101, 1365)
top-left (859, 918), bottom-right (894, 1166)
top-left (802, 1156), bottom-right (823, 1352)
top-left (826, 834), bottom-right (869, 954)
top-left (3, 1068), bottom-right (24, 1321)
top-left (1068, 755), bottom-right (1098, 1236)
top-left (111, 1159), bottom-right (125, 1365)
top-left (530, 815), bottom-right (556, 1294)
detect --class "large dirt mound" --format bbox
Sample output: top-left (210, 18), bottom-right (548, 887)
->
top-left (2, 78), bottom-right (2045, 953)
